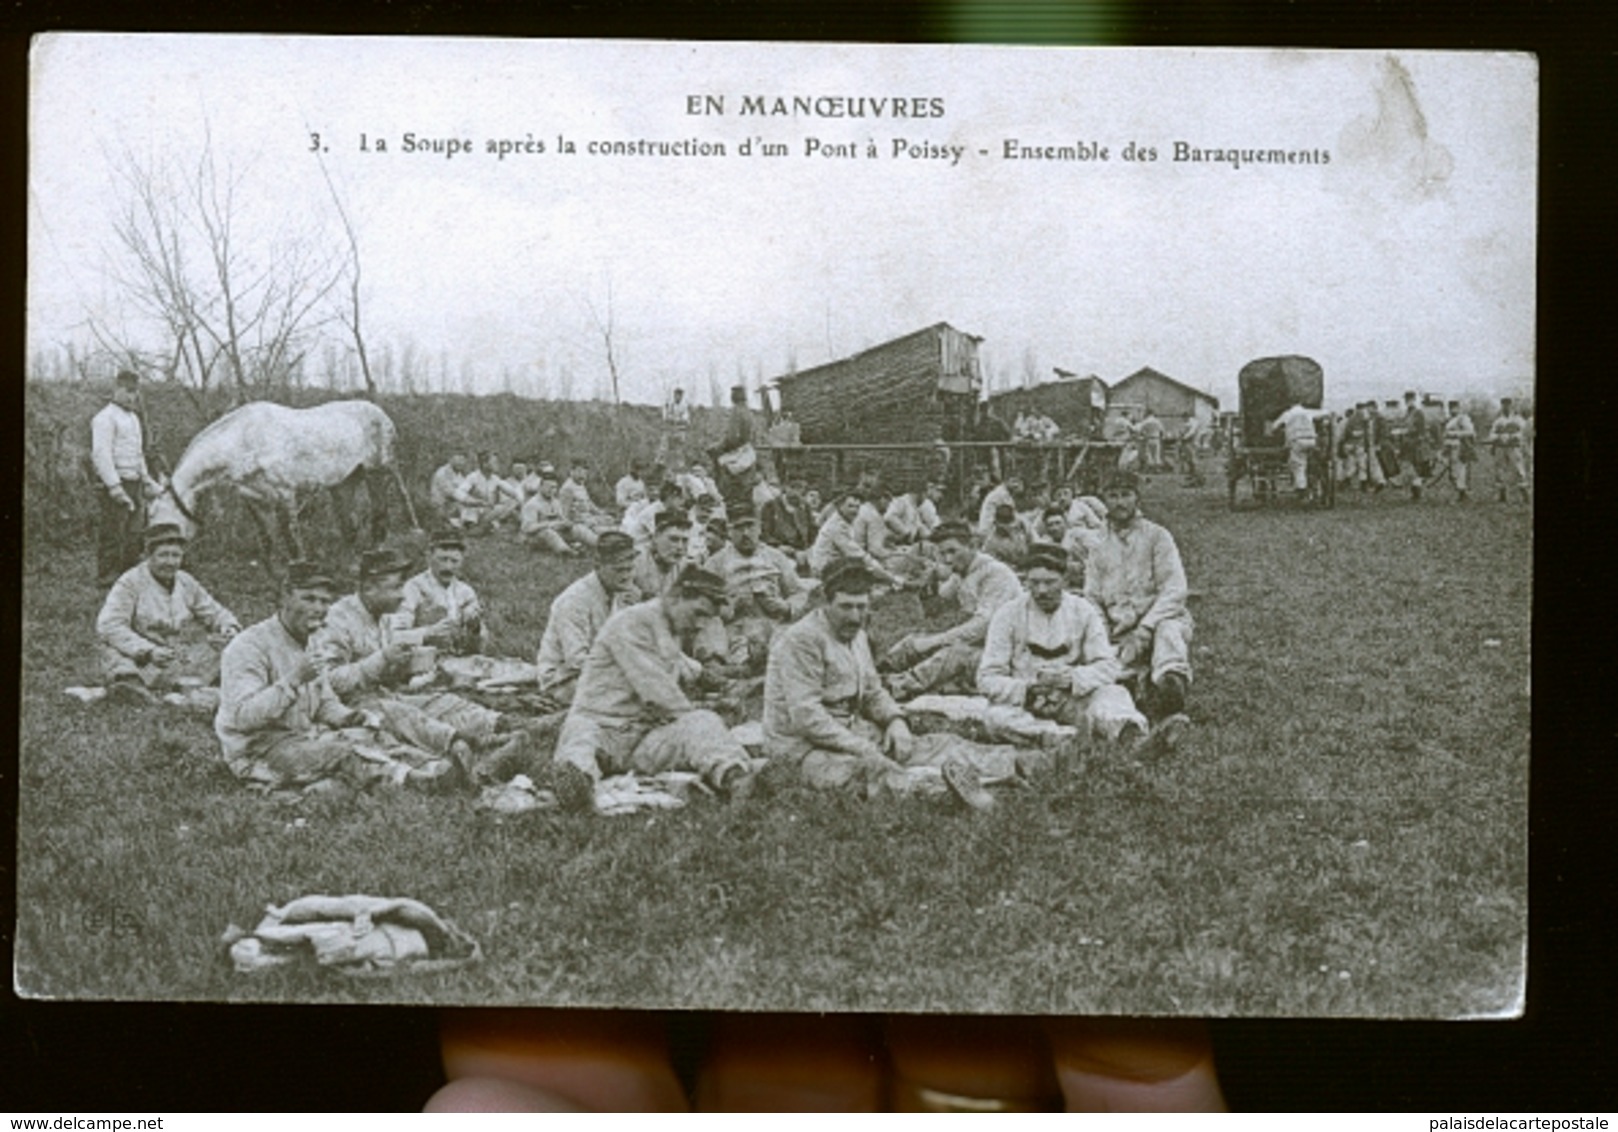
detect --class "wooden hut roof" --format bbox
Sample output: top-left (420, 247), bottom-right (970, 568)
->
top-left (768, 322), bottom-right (980, 389)
top-left (1112, 366), bottom-right (1221, 408)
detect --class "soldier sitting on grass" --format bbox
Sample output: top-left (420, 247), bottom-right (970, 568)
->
top-left (1081, 471), bottom-right (1194, 737)
top-left (881, 519), bottom-right (1022, 702)
top-left (762, 558), bottom-right (1009, 811)
top-left (978, 542), bottom-right (1183, 756)
top-left (96, 522), bottom-right (240, 706)
top-left (808, 487), bottom-right (903, 589)
top-left (311, 548), bottom-right (534, 787)
top-left (520, 464), bottom-right (589, 557)
top-left (216, 561), bottom-right (458, 794)
top-left (535, 531), bottom-right (642, 707)
top-left (398, 528), bottom-right (493, 656)
top-left (701, 501), bottom-right (810, 675)
top-left (551, 565), bottom-right (759, 811)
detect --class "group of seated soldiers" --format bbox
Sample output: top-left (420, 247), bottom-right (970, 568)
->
top-left (95, 456), bottom-right (1194, 813)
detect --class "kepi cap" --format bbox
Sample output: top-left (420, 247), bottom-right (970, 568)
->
top-left (143, 522), bottom-right (187, 551)
top-left (285, 560), bottom-right (339, 592)
top-left (820, 558), bottom-right (878, 597)
top-left (595, 531), bottom-right (636, 562)
top-left (359, 548), bottom-right (411, 580)
top-left (673, 565), bottom-right (729, 603)
top-left (1024, 542), bottom-right (1069, 574)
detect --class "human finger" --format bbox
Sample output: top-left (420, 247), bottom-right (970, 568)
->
top-left (1047, 1018), bottom-right (1226, 1112)
top-left (694, 1013), bottom-right (885, 1111)
top-left (885, 1015), bottom-right (1062, 1112)
top-left (431, 1008), bottom-right (689, 1112)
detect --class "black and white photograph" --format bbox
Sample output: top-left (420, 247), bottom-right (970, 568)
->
top-left (19, 35), bottom-right (1534, 1019)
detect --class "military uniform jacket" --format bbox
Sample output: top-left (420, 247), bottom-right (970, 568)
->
top-left (763, 608), bottom-right (903, 759)
top-left (97, 563), bottom-right (239, 661)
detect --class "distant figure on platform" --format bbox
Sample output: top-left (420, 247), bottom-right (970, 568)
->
top-left (658, 386), bottom-right (692, 470)
top-left (1137, 410), bottom-right (1165, 471)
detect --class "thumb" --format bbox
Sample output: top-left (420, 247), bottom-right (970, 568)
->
top-left (1047, 1019), bottom-right (1225, 1112)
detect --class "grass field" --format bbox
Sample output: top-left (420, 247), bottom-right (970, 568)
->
top-left (14, 463), bottom-right (1531, 1017)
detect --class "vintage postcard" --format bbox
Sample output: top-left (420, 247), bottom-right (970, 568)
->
top-left (20, 36), bottom-right (1534, 1015)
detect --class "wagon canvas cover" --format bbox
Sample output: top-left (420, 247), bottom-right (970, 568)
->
top-left (1237, 356), bottom-right (1325, 449)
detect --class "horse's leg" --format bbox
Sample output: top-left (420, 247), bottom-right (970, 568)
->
top-left (389, 464), bottom-right (423, 534)
top-left (279, 498), bottom-right (306, 562)
top-left (331, 472), bottom-right (361, 550)
top-left (365, 468), bottom-right (390, 546)
top-left (245, 499), bottom-right (280, 576)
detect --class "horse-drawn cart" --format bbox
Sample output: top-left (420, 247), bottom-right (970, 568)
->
top-left (1225, 355), bottom-right (1336, 510)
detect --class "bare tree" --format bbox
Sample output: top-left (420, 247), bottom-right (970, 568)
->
top-left (582, 277), bottom-right (624, 407)
top-left (313, 152), bottom-right (378, 397)
top-left (96, 129), bottom-right (344, 419)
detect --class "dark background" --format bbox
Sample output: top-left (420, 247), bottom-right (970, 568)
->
top-left (4, 0), bottom-right (1613, 1112)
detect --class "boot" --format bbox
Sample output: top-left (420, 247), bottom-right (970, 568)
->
top-left (1155, 671), bottom-right (1189, 718)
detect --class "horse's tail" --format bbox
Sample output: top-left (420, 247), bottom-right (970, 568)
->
top-left (369, 405), bottom-right (421, 533)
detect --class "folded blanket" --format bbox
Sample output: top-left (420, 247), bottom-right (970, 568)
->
top-left (224, 893), bottom-right (481, 977)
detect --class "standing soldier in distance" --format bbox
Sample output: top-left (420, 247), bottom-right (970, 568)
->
top-left (1398, 391), bottom-right (1434, 500)
top-left (1438, 400), bottom-right (1477, 502)
top-left (1488, 397), bottom-right (1531, 502)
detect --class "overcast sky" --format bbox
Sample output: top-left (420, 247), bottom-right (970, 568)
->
top-left (29, 36), bottom-right (1536, 408)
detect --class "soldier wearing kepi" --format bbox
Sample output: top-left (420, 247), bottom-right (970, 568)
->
top-left (96, 522), bottom-right (240, 705)
top-left (1488, 396), bottom-right (1530, 502)
top-left (979, 543), bottom-right (1180, 753)
top-left (398, 528), bottom-right (492, 656)
top-left (90, 369), bottom-right (164, 587)
top-left (311, 547), bottom-right (527, 786)
top-left (632, 507), bottom-right (691, 598)
top-left (216, 561), bottom-right (457, 793)
top-left (883, 518), bottom-right (1023, 701)
top-left (1082, 471), bottom-right (1194, 725)
top-left (702, 501), bottom-right (809, 672)
top-left (551, 565), bottom-right (758, 811)
top-left (1399, 390), bottom-right (1434, 500)
top-left (1438, 400), bottom-right (1477, 501)
top-left (763, 559), bottom-right (999, 810)
top-left (535, 530), bottom-right (641, 706)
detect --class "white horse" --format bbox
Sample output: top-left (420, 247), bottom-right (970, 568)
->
top-left (151, 400), bottom-right (421, 562)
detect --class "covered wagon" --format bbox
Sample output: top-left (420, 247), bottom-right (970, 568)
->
top-left (1226, 355), bottom-right (1336, 508)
